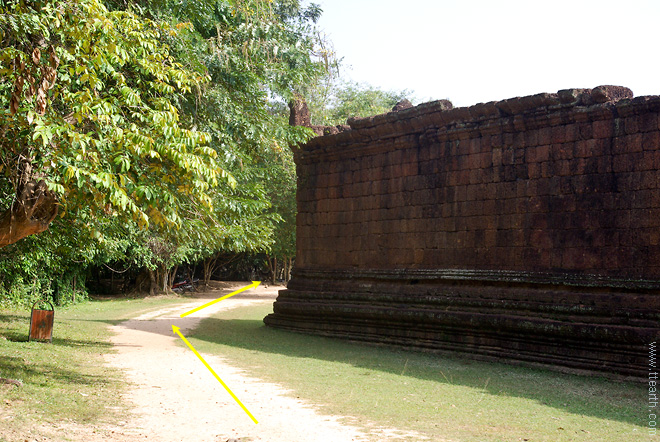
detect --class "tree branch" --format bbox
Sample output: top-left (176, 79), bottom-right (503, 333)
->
top-left (0, 163), bottom-right (58, 248)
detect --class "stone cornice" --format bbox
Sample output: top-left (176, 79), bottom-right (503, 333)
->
top-left (295, 86), bottom-right (660, 164)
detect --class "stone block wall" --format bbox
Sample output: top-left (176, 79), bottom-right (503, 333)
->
top-left (264, 86), bottom-right (660, 380)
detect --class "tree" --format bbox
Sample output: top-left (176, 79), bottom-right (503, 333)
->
top-left (0, 0), bottom-right (358, 301)
top-left (52, 0), bottom-right (327, 294)
top-left (197, 168), bottom-right (280, 286)
top-left (261, 136), bottom-right (296, 283)
top-left (0, 0), bottom-right (231, 249)
top-left (152, 0), bottom-right (324, 286)
top-left (308, 80), bottom-right (414, 126)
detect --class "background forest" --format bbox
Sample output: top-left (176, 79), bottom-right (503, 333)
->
top-left (0, 0), bottom-right (412, 307)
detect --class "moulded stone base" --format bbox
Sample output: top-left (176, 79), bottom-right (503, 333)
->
top-left (264, 268), bottom-right (660, 381)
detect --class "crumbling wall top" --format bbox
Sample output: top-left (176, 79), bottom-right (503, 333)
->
top-left (302, 85), bottom-right (645, 153)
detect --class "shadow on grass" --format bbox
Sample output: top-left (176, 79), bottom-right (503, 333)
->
top-left (1, 331), bottom-right (114, 348)
top-left (0, 355), bottom-right (111, 388)
top-left (51, 336), bottom-right (114, 349)
top-left (0, 312), bottom-right (115, 348)
top-left (0, 312), bottom-right (30, 342)
top-left (54, 292), bottom-right (640, 430)
top-left (188, 316), bottom-right (643, 428)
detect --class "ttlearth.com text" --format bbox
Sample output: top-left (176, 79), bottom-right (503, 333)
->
top-left (650, 342), bottom-right (657, 436)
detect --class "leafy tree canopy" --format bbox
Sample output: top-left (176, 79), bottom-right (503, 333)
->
top-left (0, 0), bottom-right (233, 248)
top-left (0, 0), bottom-right (418, 303)
top-left (308, 80), bottom-right (414, 126)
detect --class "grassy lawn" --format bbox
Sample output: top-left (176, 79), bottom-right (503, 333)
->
top-left (190, 302), bottom-right (652, 442)
top-left (0, 295), bottom-right (184, 441)
top-left (0, 295), bottom-right (653, 442)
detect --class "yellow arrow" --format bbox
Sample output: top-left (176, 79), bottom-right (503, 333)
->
top-left (172, 325), bottom-right (258, 424)
top-left (180, 281), bottom-right (261, 318)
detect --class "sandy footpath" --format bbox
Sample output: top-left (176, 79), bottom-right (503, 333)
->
top-left (8, 282), bottom-right (425, 442)
top-left (98, 282), bottom-right (371, 442)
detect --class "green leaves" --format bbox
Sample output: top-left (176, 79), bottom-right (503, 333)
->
top-left (32, 124), bottom-right (54, 146)
top-left (0, 0), bottom-right (329, 298)
top-left (309, 80), bottom-right (415, 126)
top-left (1, 0), bottom-right (231, 231)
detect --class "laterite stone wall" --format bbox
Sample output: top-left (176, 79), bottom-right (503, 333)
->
top-left (264, 86), bottom-right (660, 380)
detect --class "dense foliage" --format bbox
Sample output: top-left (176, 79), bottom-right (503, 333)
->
top-left (0, 0), bottom-right (225, 228)
top-left (308, 80), bottom-right (413, 126)
top-left (0, 0), bottom-right (414, 306)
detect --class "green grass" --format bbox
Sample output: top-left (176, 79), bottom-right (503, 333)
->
top-left (0, 295), bottom-right (185, 440)
top-left (190, 303), bottom-right (652, 442)
top-left (0, 295), bottom-right (652, 442)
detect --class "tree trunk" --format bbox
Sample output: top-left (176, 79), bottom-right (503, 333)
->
top-left (148, 269), bottom-right (156, 296)
top-left (284, 256), bottom-right (294, 282)
top-left (271, 257), bottom-right (277, 285)
top-left (265, 255), bottom-right (279, 285)
top-left (202, 258), bottom-right (210, 286)
top-left (158, 264), bottom-right (170, 293)
top-left (133, 269), bottom-right (150, 294)
top-left (168, 265), bottom-right (178, 290)
top-left (0, 171), bottom-right (58, 248)
top-left (203, 256), bottom-right (217, 287)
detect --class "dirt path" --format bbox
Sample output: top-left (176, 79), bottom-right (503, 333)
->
top-left (97, 282), bottom-right (371, 442)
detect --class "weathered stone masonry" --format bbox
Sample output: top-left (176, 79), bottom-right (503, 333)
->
top-left (264, 86), bottom-right (660, 380)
